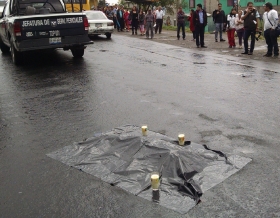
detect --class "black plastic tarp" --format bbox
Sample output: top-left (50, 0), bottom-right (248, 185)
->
top-left (47, 125), bottom-right (251, 214)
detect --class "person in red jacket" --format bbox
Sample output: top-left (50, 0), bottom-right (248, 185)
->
top-left (188, 9), bottom-right (195, 41)
top-left (124, 9), bottom-right (130, 32)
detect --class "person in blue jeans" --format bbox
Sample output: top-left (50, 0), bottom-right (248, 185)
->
top-left (212, 3), bottom-right (226, 42)
top-left (177, 7), bottom-right (186, 40)
top-left (241, 2), bottom-right (259, 55)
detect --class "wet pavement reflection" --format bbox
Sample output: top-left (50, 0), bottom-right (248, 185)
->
top-left (0, 34), bottom-right (280, 218)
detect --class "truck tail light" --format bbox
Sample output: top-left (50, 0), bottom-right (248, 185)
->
top-left (107, 22), bottom-right (114, 26)
top-left (14, 21), bottom-right (21, 36)
top-left (83, 17), bottom-right (89, 31)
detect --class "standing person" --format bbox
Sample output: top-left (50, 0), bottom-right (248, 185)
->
top-left (193, 4), bottom-right (207, 48)
top-left (145, 9), bottom-right (155, 39)
top-left (113, 4), bottom-right (118, 29)
top-left (212, 3), bottom-right (226, 42)
top-left (227, 8), bottom-right (237, 48)
top-left (155, 6), bottom-right (164, 34)
top-left (116, 5), bottom-right (125, 32)
top-left (262, 2), bottom-right (279, 57)
top-left (139, 9), bottom-right (145, 36)
top-left (241, 2), bottom-right (259, 55)
top-left (188, 9), bottom-right (196, 41)
top-left (124, 9), bottom-right (130, 32)
top-left (235, 10), bottom-right (244, 48)
top-left (177, 7), bottom-right (186, 40)
top-left (130, 6), bottom-right (139, 35)
top-left (106, 6), bottom-right (114, 20)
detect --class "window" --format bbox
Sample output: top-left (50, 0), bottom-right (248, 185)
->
top-left (189, 0), bottom-right (195, 8)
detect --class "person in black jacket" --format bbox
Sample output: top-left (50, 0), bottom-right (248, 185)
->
top-left (177, 7), bottom-right (186, 40)
top-left (241, 2), bottom-right (259, 55)
top-left (193, 4), bottom-right (208, 48)
top-left (212, 3), bottom-right (226, 42)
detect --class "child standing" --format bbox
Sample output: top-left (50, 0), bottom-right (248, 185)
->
top-left (235, 10), bottom-right (244, 49)
top-left (227, 8), bottom-right (237, 48)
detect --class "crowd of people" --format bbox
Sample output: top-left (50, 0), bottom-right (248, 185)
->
top-left (96, 4), bottom-right (165, 38)
top-left (97, 2), bottom-right (279, 57)
top-left (176, 1), bottom-right (279, 56)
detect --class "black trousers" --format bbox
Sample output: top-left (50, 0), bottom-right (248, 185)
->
top-left (177, 22), bottom-right (185, 39)
top-left (131, 19), bottom-right (138, 33)
top-left (117, 18), bottom-right (124, 31)
top-left (155, 19), bottom-right (163, 33)
top-left (264, 29), bottom-right (279, 55)
top-left (195, 24), bottom-right (205, 46)
top-left (243, 29), bottom-right (256, 53)
top-left (113, 17), bottom-right (117, 28)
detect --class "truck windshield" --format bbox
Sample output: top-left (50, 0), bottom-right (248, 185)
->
top-left (17, 0), bottom-right (65, 14)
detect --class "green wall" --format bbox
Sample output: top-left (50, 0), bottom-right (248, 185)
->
top-left (239, 0), bottom-right (278, 7)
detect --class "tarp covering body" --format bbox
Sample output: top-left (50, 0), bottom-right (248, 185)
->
top-left (47, 125), bottom-right (251, 214)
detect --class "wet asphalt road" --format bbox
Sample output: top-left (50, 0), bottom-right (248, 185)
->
top-left (0, 34), bottom-right (280, 218)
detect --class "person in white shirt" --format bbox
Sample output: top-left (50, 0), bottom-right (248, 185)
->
top-left (235, 10), bottom-right (244, 48)
top-left (227, 8), bottom-right (237, 48)
top-left (262, 2), bottom-right (279, 57)
top-left (155, 6), bottom-right (164, 34)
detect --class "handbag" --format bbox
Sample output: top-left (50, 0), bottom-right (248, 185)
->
top-left (266, 13), bottom-right (280, 37)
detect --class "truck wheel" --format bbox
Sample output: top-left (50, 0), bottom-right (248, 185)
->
top-left (106, 33), bottom-right (111, 39)
top-left (10, 40), bottom-right (22, 65)
top-left (0, 41), bottom-right (10, 54)
top-left (71, 47), bottom-right (84, 58)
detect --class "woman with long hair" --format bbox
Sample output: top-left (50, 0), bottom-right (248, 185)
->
top-left (227, 8), bottom-right (237, 48)
top-left (188, 9), bottom-right (195, 41)
top-left (139, 9), bottom-right (145, 35)
top-left (130, 6), bottom-right (139, 35)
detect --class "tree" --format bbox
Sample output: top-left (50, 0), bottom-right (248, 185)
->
top-left (127, 0), bottom-right (188, 15)
top-left (98, 0), bottom-right (107, 9)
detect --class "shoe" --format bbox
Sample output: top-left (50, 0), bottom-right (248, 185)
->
top-left (239, 46), bottom-right (243, 49)
top-left (215, 39), bottom-right (218, 42)
top-left (274, 53), bottom-right (279, 57)
top-left (197, 45), bottom-right (200, 48)
top-left (263, 53), bottom-right (272, 57)
top-left (248, 52), bottom-right (253, 55)
top-left (241, 52), bottom-right (248, 54)
top-left (201, 45), bottom-right (207, 48)
top-left (177, 37), bottom-right (179, 40)
top-left (135, 32), bottom-right (137, 35)
top-left (183, 38), bottom-right (185, 40)
top-left (155, 32), bottom-right (157, 34)
top-left (229, 46), bottom-right (232, 48)
top-left (220, 39), bottom-right (226, 42)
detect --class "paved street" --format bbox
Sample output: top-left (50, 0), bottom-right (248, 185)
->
top-left (0, 33), bottom-right (280, 218)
